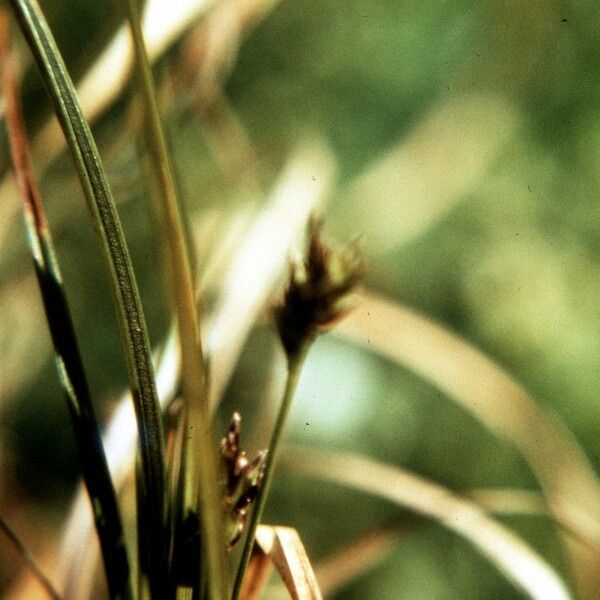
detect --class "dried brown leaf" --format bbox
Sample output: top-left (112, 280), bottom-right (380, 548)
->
top-left (240, 525), bottom-right (322, 600)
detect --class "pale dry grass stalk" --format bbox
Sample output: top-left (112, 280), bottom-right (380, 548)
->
top-left (284, 445), bottom-right (572, 600)
top-left (336, 290), bottom-right (600, 598)
top-left (240, 525), bottom-right (322, 600)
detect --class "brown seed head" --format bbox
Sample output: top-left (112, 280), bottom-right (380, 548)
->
top-left (274, 218), bottom-right (363, 360)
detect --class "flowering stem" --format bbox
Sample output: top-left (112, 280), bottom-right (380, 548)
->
top-left (231, 343), bottom-right (311, 600)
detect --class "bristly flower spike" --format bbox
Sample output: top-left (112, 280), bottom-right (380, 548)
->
top-left (274, 216), bottom-right (364, 360)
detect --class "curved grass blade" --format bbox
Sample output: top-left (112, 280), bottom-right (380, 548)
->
top-left (336, 291), bottom-right (600, 518)
top-left (0, 13), bottom-right (132, 599)
top-left (468, 489), bottom-right (600, 552)
top-left (8, 0), bottom-right (167, 590)
top-left (0, 514), bottom-right (62, 600)
top-left (335, 290), bottom-right (600, 584)
top-left (283, 445), bottom-right (573, 600)
top-left (124, 0), bottom-right (226, 596)
top-left (314, 487), bottom-right (600, 598)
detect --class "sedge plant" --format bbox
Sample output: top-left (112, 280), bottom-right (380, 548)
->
top-left (0, 1), bottom-right (358, 598)
top-left (1, 2), bottom-right (598, 600)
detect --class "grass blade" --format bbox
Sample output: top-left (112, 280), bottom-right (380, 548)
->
top-left (335, 291), bottom-right (600, 565)
top-left (8, 0), bottom-right (167, 590)
top-left (283, 445), bottom-right (573, 600)
top-left (467, 489), bottom-right (600, 553)
top-left (0, 13), bottom-right (132, 599)
top-left (0, 0), bottom-right (217, 257)
top-left (124, 0), bottom-right (226, 596)
top-left (0, 515), bottom-right (61, 600)
top-left (58, 147), bottom-right (331, 594)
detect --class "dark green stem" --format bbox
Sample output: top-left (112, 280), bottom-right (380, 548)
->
top-left (231, 344), bottom-right (310, 600)
top-left (0, 13), bottom-right (131, 599)
top-left (124, 1), bottom-right (226, 597)
top-left (8, 0), bottom-right (166, 592)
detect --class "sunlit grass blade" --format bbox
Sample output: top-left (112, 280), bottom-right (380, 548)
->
top-left (8, 0), bottom-right (167, 591)
top-left (338, 290), bottom-right (600, 595)
top-left (335, 290), bottom-right (600, 577)
top-left (313, 486), bottom-right (600, 598)
top-left (0, 13), bottom-right (132, 600)
top-left (467, 488), bottom-right (600, 552)
top-left (283, 445), bottom-right (573, 600)
top-left (0, 514), bottom-right (62, 600)
top-left (238, 546), bottom-right (271, 600)
top-left (124, 0), bottom-right (225, 596)
top-left (337, 290), bottom-right (600, 514)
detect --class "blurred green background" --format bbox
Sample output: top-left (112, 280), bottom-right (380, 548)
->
top-left (1, 0), bottom-right (600, 598)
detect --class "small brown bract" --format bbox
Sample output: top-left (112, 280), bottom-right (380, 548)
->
top-left (220, 412), bottom-right (266, 551)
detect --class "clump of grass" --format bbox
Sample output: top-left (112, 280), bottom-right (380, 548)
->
top-left (0, 11), bottom-right (131, 599)
top-left (1, 2), bottom-right (598, 600)
top-left (0, 2), bottom-right (353, 598)
top-left (7, 1), bottom-right (167, 596)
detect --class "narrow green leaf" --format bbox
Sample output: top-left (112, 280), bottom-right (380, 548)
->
top-left (8, 0), bottom-right (167, 590)
top-left (124, 0), bottom-right (226, 597)
top-left (0, 13), bottom-right (132, 599)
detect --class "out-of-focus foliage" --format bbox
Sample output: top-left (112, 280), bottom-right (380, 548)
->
top-left (1, 0), bottom-right (600, 598)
